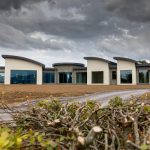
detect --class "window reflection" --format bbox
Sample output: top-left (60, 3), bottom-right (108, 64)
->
top-left (76, 72), bottom-right (87, 83)
top-left (139, 69), bottom-right (149, 83)
top-left (43, 72), bottom-right (55, 83)
top-left (59, 72), bottom-right (72, 83)
top-left (0, 72), bottom-right (4, 83)
top-left (11, 70), bottom-right (37, 84)
top-left (120, 70), bottom-right (132, 84)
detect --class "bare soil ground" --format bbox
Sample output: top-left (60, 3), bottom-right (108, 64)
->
top-left (0, 84), bottom-right (150, 104)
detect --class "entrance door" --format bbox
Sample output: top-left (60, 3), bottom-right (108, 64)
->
top-left (59, 72), bottom-right (72, 83)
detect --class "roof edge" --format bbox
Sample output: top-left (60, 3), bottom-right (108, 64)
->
top-left (53, 62), bottom-right (84, 67)
top-left (84, 57), bottom-right (115, 64)
top-left (113, 57), bottom-right (137, 63)
top-left (2, 55), bottom-right (45, 68)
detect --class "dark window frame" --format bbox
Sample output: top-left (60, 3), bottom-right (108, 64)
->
top-left (59, 72), bottom-right (72, 83)
top-left (92, 71), bottom-right (104, 84)
top-left (120, 70), bottom-right (132, 84)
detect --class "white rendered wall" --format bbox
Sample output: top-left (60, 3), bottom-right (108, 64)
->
top-left (4, 58), bottom-right (43, 85)
top-left (117, 60), bottom-right (136, 85)
top-left (87, 60), bottom-right (110, 85)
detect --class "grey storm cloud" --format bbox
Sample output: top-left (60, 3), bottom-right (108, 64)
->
top-left (0, 0), bottom-right (149, 63)
top-left (0, 0), bottom-right (54, 10)
top-left (106, 0), bottom-right (150, 22)
top-left (0, 23), bottom-right (72, 50)
top-left (0, 0), bottom-right (119, 39)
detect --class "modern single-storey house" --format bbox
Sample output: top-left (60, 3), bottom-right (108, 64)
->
top-left (0, 55), bottom-right (150, 85)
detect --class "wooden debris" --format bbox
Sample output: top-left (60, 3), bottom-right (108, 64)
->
top-left (0, 96), bottom-right (150, 150)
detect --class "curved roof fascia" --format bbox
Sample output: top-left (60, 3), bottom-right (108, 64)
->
top-left (2, 55), bottom-right (45, 68)
top-left (84, 57), bottom-right (115, 64)
top-left (113, 57), bottom-right (137, 63)
top-left (53, 62), bottom-right (84, 67)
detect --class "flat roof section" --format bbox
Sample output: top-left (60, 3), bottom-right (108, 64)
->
top-left (2, 55), bottom-right (45, 68)
top-left (114, 57), bottom-right (137, 63)
top-left (53, 62), bottom-right (85, 67)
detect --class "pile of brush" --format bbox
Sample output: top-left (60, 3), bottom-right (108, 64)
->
top-left (0, 96), bottom-right (150, 150)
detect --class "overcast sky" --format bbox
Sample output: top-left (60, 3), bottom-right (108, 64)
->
top-left (0, 0), bottom-right (150, 67)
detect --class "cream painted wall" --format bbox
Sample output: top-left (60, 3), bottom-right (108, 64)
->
top-left (117, 60), bottom-right (136, 85)
top-left (87, 60), bottom-right (110, 85)
top-left (4, 58), bottom-right (43, 85)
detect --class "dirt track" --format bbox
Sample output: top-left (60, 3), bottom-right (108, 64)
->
top-left (0, 84), bottom-right (150, 104)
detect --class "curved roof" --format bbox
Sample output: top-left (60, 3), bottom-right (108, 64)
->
top-left (84, 57), bottom-right (115, 64)
top-left (2, 55), bottom-right (45, 68)
top-left (113, 57), bottom-right (137, 63)
top-left (53, 62), bottom-right (84, 67)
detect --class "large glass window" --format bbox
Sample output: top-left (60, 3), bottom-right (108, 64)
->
top-left (139, 69), bottom-right (149, 84)
top-left (0, 72), bottom-right (4, 83)
top-left (43, 72), bottom-right (55, 83)
top-left (76, 72), bottom-right (87, 83)
top-left (59, 72), bottom-right (72, 83)
top-left (120, 70), bottom-right (132, 84)
top-left (11, 70), bottom-right (37, 84)
top-left (92, 71), bottom-right (103, 83)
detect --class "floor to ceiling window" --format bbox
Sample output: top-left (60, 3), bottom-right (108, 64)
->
top-left (76, 72), bottom-right (87, 83)
top-left (139, 69), bottom-right (149, 84)
top-left (43, 72), bottom-right (55, 83)
top-left (59, 72), bottom-right (72, 83)
top-left (120, 70), bottom-right (132, 84)
top-left (0, 72), bottom-right (4, 83)
top-left (92, 71), bottom-right (103, 83)
top-left (11, 70), bottom-right (37, 84)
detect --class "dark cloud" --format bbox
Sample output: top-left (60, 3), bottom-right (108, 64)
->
top-left (106, 0), bottom-right (150, 22)
top-left (0, 0), bottom-right (149, 65)
top-left (0, 23), bottom-right (72, 50)
top-left (0, 0), bottom-right (53, 11)
top-left (0, 0), bottom-right (119, 39)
